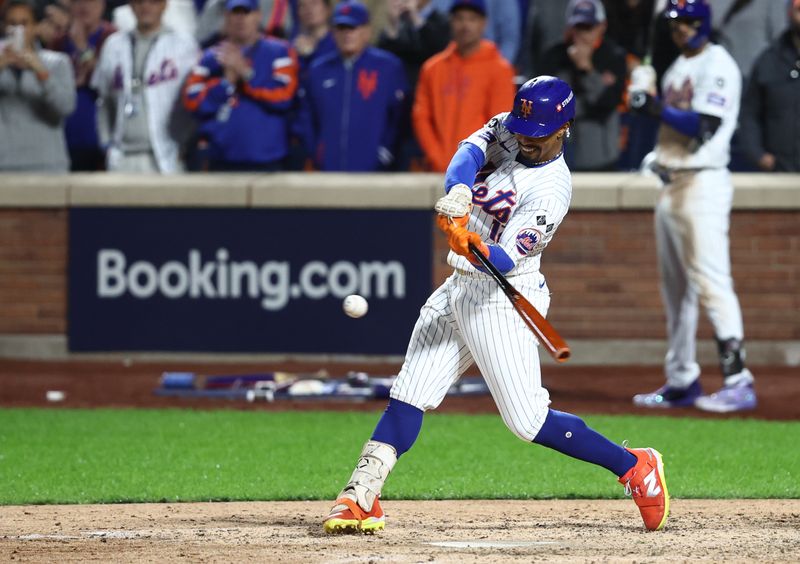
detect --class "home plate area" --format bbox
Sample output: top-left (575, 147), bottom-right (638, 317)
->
top-left (2, 500), bottom-right (798, 563)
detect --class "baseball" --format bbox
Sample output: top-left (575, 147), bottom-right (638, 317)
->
top-left (343, 294), bottom-right (368, 318)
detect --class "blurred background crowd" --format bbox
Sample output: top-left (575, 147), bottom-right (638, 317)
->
top-left (1, 0), bottom-right (798, 174)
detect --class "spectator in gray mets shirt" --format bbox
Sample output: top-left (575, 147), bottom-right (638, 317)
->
top-left (0, 0), bottom-right (76, 172)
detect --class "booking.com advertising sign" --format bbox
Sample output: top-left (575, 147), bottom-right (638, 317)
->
top-left (68, 208), bottom-right (432, 354)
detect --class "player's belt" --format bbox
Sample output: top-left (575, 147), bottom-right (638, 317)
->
top-left (455, 268), bottom-right (531, 279)
top-left (653, 165), bottom-right (707, 184)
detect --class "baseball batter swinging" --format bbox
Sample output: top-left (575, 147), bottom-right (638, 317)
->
top-left (629, 0), bottom-right (756, 413)
top-left (323, 76), bottom-right (670, 535)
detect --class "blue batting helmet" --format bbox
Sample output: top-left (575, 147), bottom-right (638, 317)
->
top-left (665, 0), bottom-right (712, 50)
top-left (502, 76), bottom-right (575, 138)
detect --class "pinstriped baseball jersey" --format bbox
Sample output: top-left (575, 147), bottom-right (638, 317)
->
top-left (447, 112), bottom-right (572, 277)
top-left (390, 114), bottom-right (572, 441)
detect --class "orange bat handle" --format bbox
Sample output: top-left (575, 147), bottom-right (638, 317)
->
top-left (468, 243), bottom-right (571, 362)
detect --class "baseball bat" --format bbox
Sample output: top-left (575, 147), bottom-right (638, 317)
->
top-left (468, 243), bottom-right (570, 362)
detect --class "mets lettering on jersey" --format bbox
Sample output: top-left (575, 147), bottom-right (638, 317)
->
top-left (472, 183), bottom-right (516, 241)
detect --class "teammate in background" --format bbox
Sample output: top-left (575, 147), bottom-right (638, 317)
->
top-left (91, 0), bottom-right (199, 173)
top-left (540, 0), bottom-right (627, 171)
top-left (738, 0), bottom-right (800, 173)
top-left (628, 0), bottom-right (756, 413)
top-left (323, 76), bottom-right (670, 535)
top-left (183, 0), bottom-right (299, 171)
top-left (0, 0), bottom-right (75, 172)
top-left (413, 0), bottom-right (515, 172)
top-left (296, 1), bottom-right (408, 171)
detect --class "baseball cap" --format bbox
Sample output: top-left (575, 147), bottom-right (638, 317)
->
top-left (225, 0), bottom-right (259, 11)
top-left (332, 1), bottom-right (370, 27)
top-left (449, 0), bottom-right (486, 16)
top-left (567, 0), bottom-right (606, 27)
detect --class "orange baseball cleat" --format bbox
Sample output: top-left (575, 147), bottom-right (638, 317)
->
top-left (618, 446), bottom-right (670, 531)
top-left (323, 496), bottom-right (385, 535)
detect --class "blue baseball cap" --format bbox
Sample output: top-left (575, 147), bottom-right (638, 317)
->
top-left (225, 0), bottom-right (259, 11)
top-left (567, 0), bottom-right (606, 26)
top-left (450, 0), bottom-right (486, 16)
top-left (332, 1), bottom-right (370, 27)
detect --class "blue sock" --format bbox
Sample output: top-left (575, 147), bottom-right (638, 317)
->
top-left (533, 409), bottom-right (637, 477)
top-left (370, 398), bottom-right (424, 457)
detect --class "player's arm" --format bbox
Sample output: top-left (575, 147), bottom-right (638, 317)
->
top-left (629, 92), bottom-right (721, 141)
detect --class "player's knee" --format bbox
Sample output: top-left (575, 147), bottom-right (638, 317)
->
top-left (501, 402), bottom-right (550, 443)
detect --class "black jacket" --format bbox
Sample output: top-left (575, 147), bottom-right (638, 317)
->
top-left (738, 31), bottom-right (800, 172)
top-left (541, 37), bottom-right (628, 171)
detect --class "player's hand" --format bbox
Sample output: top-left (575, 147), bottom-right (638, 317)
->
top-left (435, 214), bottom-right (489, 262)
top-left (629, 64), bottom-right (656, 95)
top-left (629, 91), bottom-right (662, 118)
top-left (434, 183), bottom-right (473, 218)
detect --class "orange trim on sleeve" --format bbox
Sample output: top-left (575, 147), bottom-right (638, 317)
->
top-left (182, 74), bottom-right (222, 112)
top-left (241, 50), bottom-right (299, 104)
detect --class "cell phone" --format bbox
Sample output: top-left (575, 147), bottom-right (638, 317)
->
top-left (9, 25), bottom-right (25, 52)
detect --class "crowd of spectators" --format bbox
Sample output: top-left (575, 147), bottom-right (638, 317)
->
top-left (1, 0), bottom-right (798, 174)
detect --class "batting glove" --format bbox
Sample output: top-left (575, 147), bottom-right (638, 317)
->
top-left (435, 214), bottom-right (489, 262)
top-left (434, 183), bottom-right (473, 218)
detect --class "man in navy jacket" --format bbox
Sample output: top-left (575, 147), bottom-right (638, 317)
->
top-left (297, 1), bottom-right (409, 171)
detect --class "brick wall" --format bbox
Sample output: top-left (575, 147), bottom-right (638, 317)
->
top-left (0, 210), bottom-right (67, 334)
top-left (1, 208), bottom-right (798, 340)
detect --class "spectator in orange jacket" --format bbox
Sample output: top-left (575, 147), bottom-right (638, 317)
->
top-left (412, 0), bottom-right (515, 172)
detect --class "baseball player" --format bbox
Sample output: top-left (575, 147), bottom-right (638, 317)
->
top-left (628, 0), bottom-right (756, 413)
top-left (323, 76), bottom-right (669, 535)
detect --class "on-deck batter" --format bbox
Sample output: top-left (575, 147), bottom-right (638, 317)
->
top-left (629, 0), bottom-right (756, 413)
top-left (323, 75), bottom-right (670, 536)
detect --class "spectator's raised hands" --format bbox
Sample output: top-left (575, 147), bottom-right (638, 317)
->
top-left (215, 40), bottom-right (252, 83)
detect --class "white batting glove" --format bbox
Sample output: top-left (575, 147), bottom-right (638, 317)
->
top-left (434, 183), bottom-right (473, 218)
top-left (629, 64), bottom-right (657, 96)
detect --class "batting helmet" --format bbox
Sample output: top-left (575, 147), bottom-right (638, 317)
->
top-left (665, 0), bottom-right (712, 50)
top-left (503, 76), bottom-right (575, 138)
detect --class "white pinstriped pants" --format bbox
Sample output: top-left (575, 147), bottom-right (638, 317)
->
top-left (390, 270), bottom-right (552, 442)
top-left (655, 168), bottom-right (744, 387)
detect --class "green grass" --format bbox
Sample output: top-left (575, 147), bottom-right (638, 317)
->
top-left (0, 408), bottom-right (798, 504)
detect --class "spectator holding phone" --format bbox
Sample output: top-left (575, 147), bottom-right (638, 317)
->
top-left (0, 0), bottom-right (76, 172)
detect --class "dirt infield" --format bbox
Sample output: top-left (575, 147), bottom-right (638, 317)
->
top-left (2, 500), bottom-right (800, 563)
top-left (2, 359), bottom-right (799, 562)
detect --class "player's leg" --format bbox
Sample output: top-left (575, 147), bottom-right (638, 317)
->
top-left (324, 277), bottom-right (472, 534)
top-left (455, 274), bottom-right (668, 531)
top-left (634, 195), bottom-right (703, 407)
top-left (680, 170), bottom-right (755, 412)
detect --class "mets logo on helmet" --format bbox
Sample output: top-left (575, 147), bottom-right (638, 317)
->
top-left (515, 227), bottom-right (544, 256)
top-left (519, 98), bottom-right (533, 118)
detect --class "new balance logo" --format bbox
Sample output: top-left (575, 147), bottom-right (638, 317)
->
top-left (643, 469), bottom-right (662, 497)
